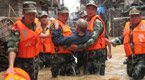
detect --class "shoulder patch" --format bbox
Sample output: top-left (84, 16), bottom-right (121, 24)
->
top-left (140, 24), bottom-right (145, 30)
top-left (11, 25), bottom-right (18, 32)
top-left (22, 29), bottom-right (28, 37)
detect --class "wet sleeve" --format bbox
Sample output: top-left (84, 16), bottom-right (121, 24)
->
top-left (52, 30), bottom-right (75, 46)
top-left (7, 29), bottom-right (20, 55)
top-left (50, 24), bottom-right (71, 46)
top-left (63, 36), bottom-right (76, 45)
top-left (111, 35), bottom-right (124, 46)
top-left (78, 19), bottom-right (104, 49)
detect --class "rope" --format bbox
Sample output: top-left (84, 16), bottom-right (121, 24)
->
top-left (4, 0), bottom-right (18, 17)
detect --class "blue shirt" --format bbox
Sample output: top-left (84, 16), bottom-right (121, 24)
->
top-left (52, 29), bottom-right (91, 46)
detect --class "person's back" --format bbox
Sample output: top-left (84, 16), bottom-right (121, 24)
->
top-left (53, 19), bottom-right (90, 46)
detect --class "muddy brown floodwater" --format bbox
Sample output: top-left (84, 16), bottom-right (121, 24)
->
top-left (1, 45), bottom-right (145, 80)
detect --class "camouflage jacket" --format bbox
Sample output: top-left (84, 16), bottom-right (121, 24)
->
top-left (111, 23), bottom-right (139, 53)
top-left (77, 18), bottom-right (104, 49)
top-left (7, 18), bottom-right (37, 54)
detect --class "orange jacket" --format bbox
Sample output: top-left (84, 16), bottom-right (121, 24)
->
top-left (49, 20), bottom-right (72, 54)
top-left (123, 20), bottom-right (145, 57)
top-left (87, 15), bottom-right (106, 50)
top-left (12, 19), bottom-right (42, 58)
top-left (39, 29), bottom-right (51, 53)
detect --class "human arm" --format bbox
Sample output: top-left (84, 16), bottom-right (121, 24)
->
top-left (6, 51), bottom-right (16, 73)
top-left (105, 38), bottom-right (112, 59)
top-left (69, 19), bottom-right (104, 50)
top-left (105, 35), bottom-right (124, 58)
top-left (6, 26), bottom-right (20, 73)
top-left (50, 23), bottom-right (71, 46)
top-left (111, 35), bottom-right (124, 47)
top-left (40, 33), bottom-right (49, 38)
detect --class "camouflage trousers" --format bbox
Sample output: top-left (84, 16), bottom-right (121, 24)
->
top-left (51, 53), bottom-right (77, 77)
top-left (84, 49), bottom-right (107, 75)
top-left (39, 52), bottom-right (51, 69)
top-left (15, 57), bottom-right (39, 80)
top-left (127, 54), bottom-right (145, 80)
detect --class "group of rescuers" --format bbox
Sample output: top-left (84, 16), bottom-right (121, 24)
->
top-left (5, 0), bottom-right (145, 80)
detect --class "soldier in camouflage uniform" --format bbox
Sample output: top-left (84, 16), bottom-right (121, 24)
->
top-left (80, 10), bottom-right (87, 20)
top-left (69, 0), bottom-right (111, 75)
top-left (49, 6), bottom-right (77, 77)
top-left (110, 6), bottom-right (145, 80)
top-left (51, 19), bottom-right (91, 75)
top-left (38, 11), bottom-right (51, 69)
top-left (6, 1), bottom-right (42, 80)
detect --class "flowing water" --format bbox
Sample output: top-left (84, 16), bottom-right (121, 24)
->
top-left (1, 45), bottom-right (145, 80)
top-left (38, 45), bottom-right (130, 80)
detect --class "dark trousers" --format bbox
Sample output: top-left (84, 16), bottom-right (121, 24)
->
top-left (72, 51), bottom-right (87, 75)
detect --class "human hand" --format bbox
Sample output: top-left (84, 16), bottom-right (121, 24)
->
top-left (106, 38), bottom-right (112, 59)
top-left (68, 44), bottom-right (78, 50)
top-left (108, 52), bottom-right (112, 59)
top-left (54, 21), bottom-right (59, 29)
top-left (105, 38), bottom-right (112, 45)
top-left (6, 66), bottom-right (15, 73)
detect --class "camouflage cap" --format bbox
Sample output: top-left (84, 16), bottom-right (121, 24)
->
top-left (129, 6), bottom-right (141, 15)
top-left (58, 6), bottom-right (69, 14)
top-left (23, 1), bottom-right (37, 13)
top-left (38, 11), bottom-right (48, 18)
top-left (86, 0), bottom-right (97, 8)
top-left (80, 11), bottom-right (87, 18)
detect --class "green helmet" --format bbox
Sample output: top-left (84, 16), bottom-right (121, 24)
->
top-left (23, 1), bottom-right (37, 13)
top-left (80, 11), bottom-right (87, 18)
top-left (86, 0), bottom-right (97, 8)
top-left (38, 11), bottom-right (48, 18)
top-left (129, 6), bottom-right (141, 15)
top-left (58, 6), bottom-right (69, 14)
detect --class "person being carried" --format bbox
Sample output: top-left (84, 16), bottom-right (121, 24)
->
top-left (53, 19), bottom-right (90, 47)
top-left (53, 18), bottom-right (112, 75)
top-left (52, 18), bottom-right (90, 75)
top-left (67, 0), bottom-right (111, 75)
